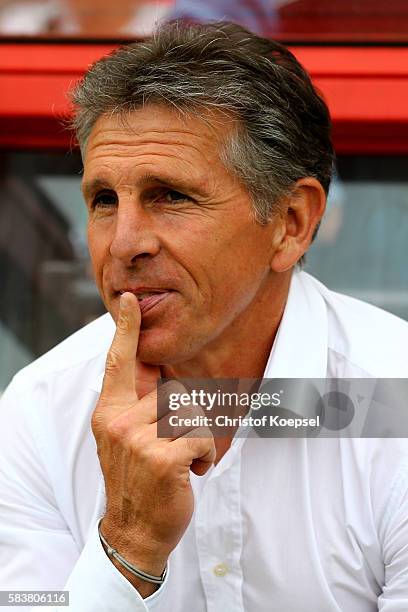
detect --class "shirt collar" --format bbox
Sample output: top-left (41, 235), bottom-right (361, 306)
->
top-left (263, 271), bottom-right (328, 379)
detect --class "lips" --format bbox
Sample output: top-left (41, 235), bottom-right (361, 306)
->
top-left (118, 288), bottom-right (172, 315)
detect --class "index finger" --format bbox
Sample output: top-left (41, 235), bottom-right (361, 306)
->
top-left (101, 292), bottom-right (141, 400)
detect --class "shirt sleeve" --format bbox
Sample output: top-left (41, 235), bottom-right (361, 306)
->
top-left (0, 378), bottom-right (168, 612)
top-left (56, 521), bottom-right (168, 612)
top-left (378, 457), bottom-right (408, 610)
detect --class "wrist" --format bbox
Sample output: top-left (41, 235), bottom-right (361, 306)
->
top-left (102, 548), bottom-right (161, 598)
top-left (99, 517), bottom-right (168, 577)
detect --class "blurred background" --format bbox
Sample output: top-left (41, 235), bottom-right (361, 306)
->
top-left (1, 0), bottom-right (408, 390)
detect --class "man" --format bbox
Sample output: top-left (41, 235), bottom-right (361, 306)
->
top-left (1, 21), bottom-right (408, 612)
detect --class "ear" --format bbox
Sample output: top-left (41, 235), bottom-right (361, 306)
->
top-left (270, 177), bottom-right (326, 272)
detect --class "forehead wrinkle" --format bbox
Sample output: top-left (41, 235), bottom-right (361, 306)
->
top-left (88, 120), bottom-right (218, 142)
top-left (87, 147), bottom-right (206, 165)
top-left (86, 149), bottom-right (207, 182)
top-left (88, 103), bottom-right (238, 151)
top-left (86, 135), bottom-right (221, 167)
top-left (86, 115), bottom-right (228, 158)
top-left (84, 138), bottom-right (220, 192)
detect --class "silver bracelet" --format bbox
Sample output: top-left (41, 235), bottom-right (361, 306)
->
top-left (98, 519), bottom-right (167, 585)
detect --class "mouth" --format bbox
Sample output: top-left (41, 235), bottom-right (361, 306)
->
top-left (118, 288), bottom-right (173, 315)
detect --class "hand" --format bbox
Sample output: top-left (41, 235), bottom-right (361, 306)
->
top-left (91, 292), bottom-right (216, 595)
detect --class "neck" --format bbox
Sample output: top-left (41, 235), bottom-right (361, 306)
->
top-left (161, 271), bottom-right (292, 380)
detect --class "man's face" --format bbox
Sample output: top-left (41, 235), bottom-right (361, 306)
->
top-left (83, 105), bottom-right (281, 365)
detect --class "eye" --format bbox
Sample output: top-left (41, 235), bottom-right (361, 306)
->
top-left (154, 189), bottom-right (191, 205)
top-left (91, 190), bottom-right (118, 209)
top-left (166, 190), bottom-right (189, 203)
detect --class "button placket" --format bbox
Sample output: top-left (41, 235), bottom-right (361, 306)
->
top-left (194, 444), bottom-right (245, 612)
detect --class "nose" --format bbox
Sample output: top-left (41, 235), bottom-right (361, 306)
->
top-left (109, 200), bottom-right (160, 265)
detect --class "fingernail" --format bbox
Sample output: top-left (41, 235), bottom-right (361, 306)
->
top-left (120, 292), bottom-right (131, 309)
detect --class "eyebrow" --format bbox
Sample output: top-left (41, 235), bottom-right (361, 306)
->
top-left (81, 178), bottom-right (111, 201)
top-left (139, 173), bottom-right (210, 199)
top-left (82, 173), bottom-right (210, 201)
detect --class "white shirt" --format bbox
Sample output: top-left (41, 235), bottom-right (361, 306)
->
top-left (1, 271), bottom-right (408, 612)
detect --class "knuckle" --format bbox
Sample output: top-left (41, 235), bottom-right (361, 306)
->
top-left (183, 435), bottom-right (204, 457)
top-left (105, 413), bottom-right (134, 443)
top-left (117, 313), bottom-right (131, 334)
top-left (128, 428), bottom-right (148, 452)
top-left (105, 419), bottom-right (124, 443)
top-left (91, 409), bottom-right (106, 436)
top-left (105, 349), bottom-right (122, 374)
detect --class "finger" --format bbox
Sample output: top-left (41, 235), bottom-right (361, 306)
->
top-left (172, 429), bottom-right (216, 475)
top-left (131, 380), bottom-right (187, 426)
top-left (156, 380), bottom-right (188, 420)
top-left (156, 402), bottom-right (208, 439)
top-left (95, 380), bottom-right (186, 435)
top-left (101, 292), bottom-right (141, 400)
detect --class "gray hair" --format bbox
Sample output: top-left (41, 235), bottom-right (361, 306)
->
top-left (70, 21), bottom-right (334, 224)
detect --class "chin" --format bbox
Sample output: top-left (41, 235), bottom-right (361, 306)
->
top-left (137, 328), bottom-right (182, 366)
top-left (138, 323), bottom-right (204, 367)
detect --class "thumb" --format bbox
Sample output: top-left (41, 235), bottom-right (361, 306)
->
top-left (100, 291), bottom-right (141, 402)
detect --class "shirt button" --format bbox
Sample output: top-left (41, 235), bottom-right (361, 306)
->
top-left (213, 562), bottom-right (229, 577)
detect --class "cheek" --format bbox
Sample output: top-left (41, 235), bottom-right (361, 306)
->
top-left (208, 235), bottom-right (271, 298)
top-left (87, 225), bottom-right (110, 283)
